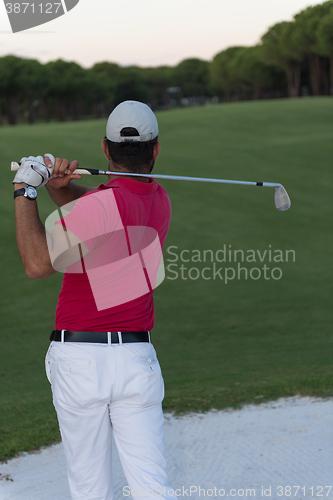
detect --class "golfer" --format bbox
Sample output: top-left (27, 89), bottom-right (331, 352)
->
top-left (13, 101), bottom-right (177, 500)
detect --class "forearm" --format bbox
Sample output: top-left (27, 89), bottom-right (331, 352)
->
top-left (14, 188), bottom-right (55, 279)
top-left (45, 182), bottom-right (95, 207)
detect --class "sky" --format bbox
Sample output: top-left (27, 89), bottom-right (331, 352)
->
top-left (0, 0), bottom-right (317, 68)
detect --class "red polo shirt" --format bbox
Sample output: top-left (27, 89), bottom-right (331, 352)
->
top-left (55, 177), bottom-right (171, 331)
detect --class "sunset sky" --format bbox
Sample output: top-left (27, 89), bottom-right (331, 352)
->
top-left (0, 0), bottom-right (317, 67)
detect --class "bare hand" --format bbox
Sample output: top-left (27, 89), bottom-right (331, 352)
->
top-left (45, 157), bottom-right (81, 189)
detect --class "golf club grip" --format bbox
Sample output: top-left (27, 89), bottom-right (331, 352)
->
top-left (11, 162), bottom-right (93, 175)
top-left (66, 168), bottom-right (93, 175)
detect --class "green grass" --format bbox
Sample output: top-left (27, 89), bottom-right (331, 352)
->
top-left (0, 97), bottom-right (332, 461)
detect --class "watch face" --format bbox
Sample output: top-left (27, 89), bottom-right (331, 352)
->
top-left (26, 187), bottom-right (37, 199)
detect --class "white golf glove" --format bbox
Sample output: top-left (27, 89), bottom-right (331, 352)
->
top-left (13, 154), bottom-right (55, 188)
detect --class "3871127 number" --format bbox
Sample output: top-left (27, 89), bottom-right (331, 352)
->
top-left (5, 3), bottom-right (62, 14)
top-left (276, 486), bottom-right (333, 497)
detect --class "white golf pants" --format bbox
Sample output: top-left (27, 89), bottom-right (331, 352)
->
top-left (45, 340), bottom-right (177, 500)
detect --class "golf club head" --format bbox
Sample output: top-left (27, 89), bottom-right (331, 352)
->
top-left (274, 186), bottom-right (291, 211)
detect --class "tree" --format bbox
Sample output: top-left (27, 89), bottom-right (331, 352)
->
top-left (294, 1), bottom-right (333, 95)
top-left (112, 66), bottom-right (150, 106)
top-left (232, 46), bottom-right (285, 99)
top-left (261, 22), bottom-right (305, 97)
top-left (141, 66), bottom-right (174, 109)
top-left (174, 58), bottom-right (211, 101)
top-left (83, 69), bottom-right (108, 118)
top-left (19, 58), bottom-right (44, 123)
top-left (0, 55), bottom-right (24, 124)
top-left (316, 7), bottom-right (333, 93)
top-left (210, 47), bottom-right (247, 100)
top-left (45, 60), bottom-right (87, 121)
top-left (91, 61), bottom-right (122, 108)
top-left (91, 63), bottom-right (150, 108)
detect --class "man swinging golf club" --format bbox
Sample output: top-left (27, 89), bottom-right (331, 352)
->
top-left (13, 100), bottom-right (177, 500)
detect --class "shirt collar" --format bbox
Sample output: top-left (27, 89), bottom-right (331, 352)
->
top-left (98, 176), bottom-right (158, 194)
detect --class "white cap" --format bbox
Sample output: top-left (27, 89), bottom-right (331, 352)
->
top-left (106, 100), bottom-right (159, 143)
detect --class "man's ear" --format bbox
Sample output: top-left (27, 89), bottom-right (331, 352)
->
top-left (153, 141), bottom-right (160, 162)
top-left (102, 139), bottom-right (111, 160)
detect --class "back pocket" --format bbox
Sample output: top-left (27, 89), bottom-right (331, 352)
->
top-left (58, 358), bottom-right (91, 374)
top-left (132, 355), bottom-right (160, 374)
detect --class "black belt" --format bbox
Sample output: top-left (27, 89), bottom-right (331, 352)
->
top-left (50, 330), bottom-right (150, 344)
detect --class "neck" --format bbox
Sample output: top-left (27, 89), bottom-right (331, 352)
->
top-left (107, 162), bottom-right (151, 183)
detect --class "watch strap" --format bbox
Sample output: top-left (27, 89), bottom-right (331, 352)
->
top-left (14, 188), bottom-right (27, 199)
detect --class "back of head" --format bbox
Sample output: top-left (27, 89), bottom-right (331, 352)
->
top-left (105, 101), bottom-right (159, 173)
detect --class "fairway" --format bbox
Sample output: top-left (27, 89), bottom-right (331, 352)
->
top-left (0, 97), bottom-right (332, 462)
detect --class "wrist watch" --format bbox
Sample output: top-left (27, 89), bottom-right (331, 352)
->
top-left (14, 186), bottom-right (37, 200)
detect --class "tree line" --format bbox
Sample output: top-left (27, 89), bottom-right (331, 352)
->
top-left (0, 0), bottom-right (332, 125)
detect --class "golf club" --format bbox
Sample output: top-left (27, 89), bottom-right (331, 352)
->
top-left (11, 162), bottom-right (291, 211)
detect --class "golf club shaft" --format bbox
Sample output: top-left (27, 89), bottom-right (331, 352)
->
top-left (10, 162), bottom-right (282, 189)
top-left (82, 169), bottom-right (282, 188)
